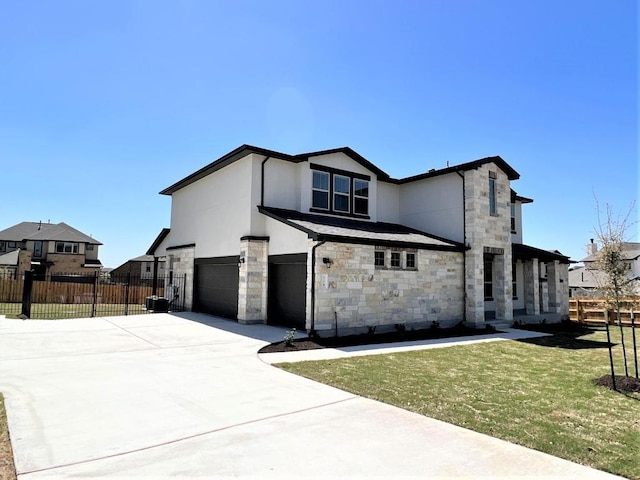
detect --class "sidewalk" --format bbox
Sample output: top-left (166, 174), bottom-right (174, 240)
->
top-left (259, 327), bottom-right (551, 364)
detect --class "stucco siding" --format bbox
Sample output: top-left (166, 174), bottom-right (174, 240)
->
top-left (169, 156), bottom-right (254, 258)
top-left (263, 216), bottom-right (308, 256)
top-left (261, 157), bottom-right (301, 213)
top-left (399, 173), bottom-right (464, 243)
top-left (376, 182), bottom-right (400, 223)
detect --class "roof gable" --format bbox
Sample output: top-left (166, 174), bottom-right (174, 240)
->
top-left (160, 145), bottom-right (520, 195)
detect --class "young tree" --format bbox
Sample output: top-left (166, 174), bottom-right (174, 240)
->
top-left (593, 199), bottom-right (637, 385)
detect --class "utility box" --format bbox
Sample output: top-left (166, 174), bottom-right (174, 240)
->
top-left (145, 296), bottom-right (169, 313)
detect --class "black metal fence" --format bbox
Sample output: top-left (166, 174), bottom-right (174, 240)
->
top-left (0, 270), bottom-right (186, 319)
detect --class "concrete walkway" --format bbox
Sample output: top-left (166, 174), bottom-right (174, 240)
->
top-left (0, 313), bottom-right (623, 479)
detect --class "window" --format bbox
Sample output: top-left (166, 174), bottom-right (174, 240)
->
top-left (354, 179), bottom-right (369, 215)
top-left (489, 175), bottom-right (497, 215)
top-left (374, 251), bottom-right (385, 267)
top-left (484, 256), bottom-right (493, 300)
top-left (510, 204), bottom-right (516, 232)
top-left (333, 175), bottom-right (350, 212)
top-left (512, 261), bottom-right (517, 299)
top-left (310, 164), bottom-right (370, 217)
top-left (312, 171), bottom-right (330, 210)
top-left (390, 252), bottom-right (401, 268)
top-left (0, 241), bottom-right (4, 252)
top-left (8, 242), bottom-right (16, 249)
top-left (406, 252), bottom-right (416, 269)
top-left (55, 242), bottom-right (79, 254)
top-left (34, 241), bottom-right (43, 258)
top-left (86, 244), bottom-right (94, 251)
top-left (145, 264), bottom-right (151, 273)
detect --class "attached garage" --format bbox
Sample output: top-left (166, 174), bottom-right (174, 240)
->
top-left (268, 253), bottom-right (307, 329)
top-left (194, 256), bottom-right (239, 319)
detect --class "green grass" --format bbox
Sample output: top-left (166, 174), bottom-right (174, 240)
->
top-left (277, 326), bottom-right (640, 479)
top-left (0, 303), bottom-right (148, 319)
top-left (0, 393), bottom-right (17, 480)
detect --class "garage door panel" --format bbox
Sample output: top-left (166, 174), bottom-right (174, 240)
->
top-left (268, 255), bottom-right (307, 329)
top-left (194, 258), bottom-right (239, 319)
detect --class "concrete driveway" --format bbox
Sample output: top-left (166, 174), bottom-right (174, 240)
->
top-left (0, 313), bottom-right (622, 479)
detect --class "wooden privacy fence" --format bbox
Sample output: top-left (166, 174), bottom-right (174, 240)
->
top-left (0, 276), bottom-right (164, 304)
top-left (569, 297), bottom-right (639, 326)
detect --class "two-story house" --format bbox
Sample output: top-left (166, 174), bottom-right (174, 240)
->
top-left (148, 145), bottom-right (570, 334)
top-left (111, 254), bottom-right (166, 278)
top-left (569, 240), bottom-right (640, 296)
top-left (0, 221), bottom-right (102, 276)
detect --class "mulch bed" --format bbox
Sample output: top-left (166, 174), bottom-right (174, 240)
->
top-left (259, 323), bottom-right (498, 354)
top-left (594, 375), bottom-right (640, 393)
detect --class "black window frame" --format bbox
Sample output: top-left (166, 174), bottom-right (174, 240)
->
top-left (406, 252), bottom-right (416, 269)
top-left (309, 164), bottom-right (371, 219)
top-left (374, 251), bottom-right (385, 267)
top-left (489, 171), bottom-right (497, 216)
top-left (390, 252), bottom-right (401, 268)
top-left (55, 241), bottom-right (79, 254)
top-left (484, 255), bottom-right (494, 301)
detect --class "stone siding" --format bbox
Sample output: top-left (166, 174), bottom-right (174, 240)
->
top-left (168, 246), bottom-right (195, 310)
top-left (310, 242), bottom-right (464, 335)
top-left (464, 164), bottom-right (513, 325)
top-left (237, 238), bottom-right (268, 324)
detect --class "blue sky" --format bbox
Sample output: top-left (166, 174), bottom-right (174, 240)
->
top-left (1, 1), bottom-right (637, 268)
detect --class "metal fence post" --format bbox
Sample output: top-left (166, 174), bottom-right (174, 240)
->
top-left (91, 271), bottom-right (99, 318)
top-left (21, 270), bottom-right (34, 319)
top-left (124, 271), bottom-right (130, 316)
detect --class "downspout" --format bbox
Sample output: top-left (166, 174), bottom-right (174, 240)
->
top-left (456, 170), bottom-right (467, 323)
top-left (310, 239), bottom-right (326, 333)
top-left (260, 156), bottom-right (271, 207)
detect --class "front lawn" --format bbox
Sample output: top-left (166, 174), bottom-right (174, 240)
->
top-left (277, 325), bottom-right (640, 479)
top-left (0, 303), bottom-right (148, 319)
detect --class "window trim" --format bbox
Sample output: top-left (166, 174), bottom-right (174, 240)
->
top-left (309, 163), bottom-right (371, 219)
top-left (374, 250), bottom-right (385, 267)
top-left (333, 174), bottom-right (351, 213)
top-left (484, 255), bottom-right (494, 301)
top-left (55, 241), bottom-right (79, 254)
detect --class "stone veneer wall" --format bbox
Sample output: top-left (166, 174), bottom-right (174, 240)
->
top-left (547, 261), bottom-right (569, 317)
top-left (237, 238), bottom-right (268, 324)
top-left (464, 163), bottom-right (513, 325)
top-left (309, 241), bottom-right (464, 335)
top-left (167, 246), bottom-right (195, 310)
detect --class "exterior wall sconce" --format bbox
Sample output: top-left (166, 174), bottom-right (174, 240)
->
top-left (323, 257), bottom-right (332, 268)
top-left (238, 257), bottom-right (245, 267)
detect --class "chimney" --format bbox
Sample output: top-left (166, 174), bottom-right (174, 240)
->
top-left (586, 238), bottom-right (598, 256)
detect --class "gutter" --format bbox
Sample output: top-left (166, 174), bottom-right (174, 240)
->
top-left (260, 156), bottom-right (271, 207)
top-left (310, 240), bottom-right (326, 333)
top-left (456, 170), bottom-right (467, 323)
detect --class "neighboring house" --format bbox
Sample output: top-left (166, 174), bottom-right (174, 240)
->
top-left (149, 144), bottom-right (570, 334)
top-left (570, 240), bottom-right (640, 297)
top-left (0, 221), bottom-right (102, 276)
top-left (111, 254), bottom-right (166, 277)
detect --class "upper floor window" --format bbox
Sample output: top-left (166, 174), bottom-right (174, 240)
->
top-left (86, 244), bottom-right (94, 251)
top-left (354, 179), bottom-right (369, 215)
top-left (489, 171), bottom-right (497, 215)
top-left (55, 242), bottom-right (79, 254)
top-left (0, 241), bottom-right (5, 252)
top-left (310, 164), bottom-right (370, 218)
top-left (312, 171), bottom-right (330, 210)
top-left (34, 241), bottom-right (43, 258)
top-left (510, 203), bottom-right (516, 232)
top-left (333, 175), bottom-right (350, 212)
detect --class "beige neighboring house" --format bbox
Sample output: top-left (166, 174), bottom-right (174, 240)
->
top-left (149, 144), bottom-right (571, 334)
top-left (570, 240), bottom-right (640, 297)
top-left (0, 221), bottom-right (102, 276)
top-left (111, 254), bottom-right (166, 277)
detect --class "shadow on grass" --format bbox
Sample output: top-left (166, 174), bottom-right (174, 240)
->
top-left (515, 323), bottom-right (614, 350)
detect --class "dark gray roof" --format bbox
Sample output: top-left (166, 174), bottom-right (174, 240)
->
top-left (512, 243), bottom-right (571, 264)
top-left (0, 222), bottom-right (102, 245)
top-left (160, 144), bottom-right (520, 195)
top-left (146, 228), bottom-right (170, 256)
top-left (258, 206), bottom-right (466, 251)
